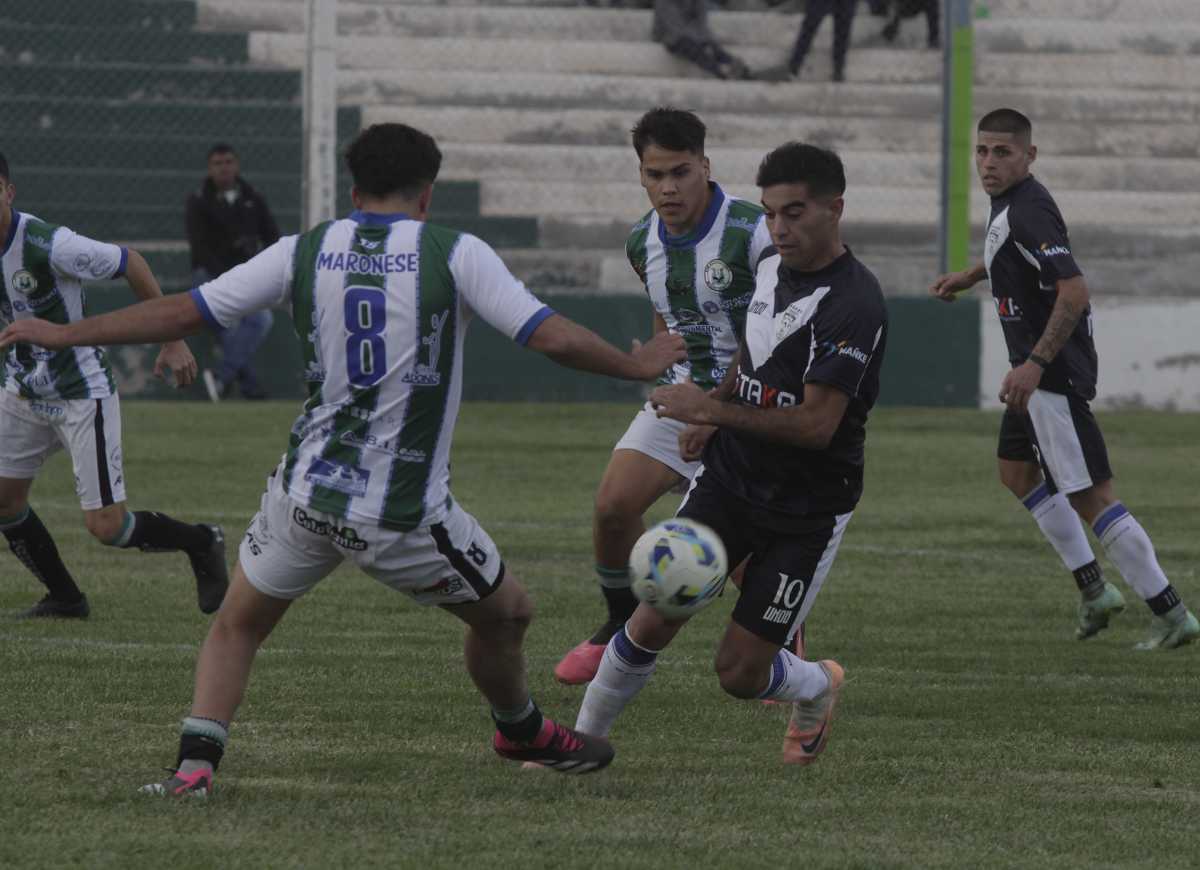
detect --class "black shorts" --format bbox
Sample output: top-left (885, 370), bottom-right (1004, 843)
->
top-left (676, 467), bottom-right (852, 646)
top-left (996, 389), bottom-right (1113, 495)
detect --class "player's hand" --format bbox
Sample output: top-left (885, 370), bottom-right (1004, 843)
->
top-left (630, 331), bottom-right (686, 380)
top-left (999, 360), bottom-right (1043, 414)
top-left (0, 318), bottom-right (70, 351)
top-left (929, 270), bottom-right (975, 302)
top-left (650, 382), bottom-right (718, 425)
top-left (678, 423), bottom-right (717, 461)
top-left (154, 339), bottom-right (198, 388)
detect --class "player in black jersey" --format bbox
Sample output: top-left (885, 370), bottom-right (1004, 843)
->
top-left (573, 143), bottom-right (887, 765)
top-left (931, 108), bottom-right (1197, 651)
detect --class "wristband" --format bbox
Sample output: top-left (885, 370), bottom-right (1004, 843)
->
top-left (1028, 353), bottom-right (1050, 369)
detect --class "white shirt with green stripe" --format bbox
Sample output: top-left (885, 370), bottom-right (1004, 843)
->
top-left (626, 183), bottom-right (772, 391)
top-left (0, 212), bottom-right (126, 400)
top-left (193, 211), bottom-right (551, 531)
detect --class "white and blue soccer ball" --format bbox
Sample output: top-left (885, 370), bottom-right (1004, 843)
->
top-left (629, 519), bottom-right (728, 620)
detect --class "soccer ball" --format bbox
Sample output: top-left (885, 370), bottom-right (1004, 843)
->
top-left (629, 519), bottom-right (728, 620)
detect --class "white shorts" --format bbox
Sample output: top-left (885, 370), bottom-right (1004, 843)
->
top-left (0, 389), bottom-right (126, 510)
top-left (239, 471), bottom-right (505, 606)
top-left (613, 401), bottom-right (699, 482)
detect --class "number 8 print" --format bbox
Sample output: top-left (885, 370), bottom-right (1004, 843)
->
top-left (344, 286), bottom-right (387, 387)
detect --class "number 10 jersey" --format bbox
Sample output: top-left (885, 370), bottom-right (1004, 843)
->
top-left (192, 211), bottom-right (551, 531)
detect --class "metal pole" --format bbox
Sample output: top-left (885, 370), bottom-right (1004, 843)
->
top-left (303, 0), bottom-right (338, 228)
top-left (939, 0), bottom-right (974, 274)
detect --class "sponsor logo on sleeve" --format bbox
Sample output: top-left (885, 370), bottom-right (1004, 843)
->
top-left (816, 339), bottom-right (871, 365)
top-left (1037, 243), bottom-right (1071, 258)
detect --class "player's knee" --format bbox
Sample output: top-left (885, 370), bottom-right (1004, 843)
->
top-left (86, 510), bottom-right (125, 545)
top-left (998, 461), bottom-right (1038, 498)
top-left (714, 657), bottom-right (764, 700)
top-left (478, 586), bottom-right (534, 641)
top-left (594, 490), bottom-right (638, 534)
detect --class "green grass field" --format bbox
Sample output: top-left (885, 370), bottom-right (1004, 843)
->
top-left (1, 402), bottom-right (1197, 870)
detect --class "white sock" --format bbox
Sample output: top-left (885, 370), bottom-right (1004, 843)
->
top-left (1023, 484), bottom-right (1096, 572)
top-left (757, 648), bottom-right (830, 703)
top-left (1094, 503), bottom-right (1171, 603)
top-left (574, 626), bottom-right (658, 738)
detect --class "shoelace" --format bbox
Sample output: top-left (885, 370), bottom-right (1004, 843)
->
top-left (550, 723), bottom-right (584, 753)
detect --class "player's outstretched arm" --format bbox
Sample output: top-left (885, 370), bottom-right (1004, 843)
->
top-left (525, 313), bottom-right (685, 381)
top-left (930, 262), bottom-right (987, 301)
top-left (119, 250), bottom-right (198, 387)
top-left (652, 381), bottom-right (850, 450)
top-left (0, 293), bottom-right (206, 354)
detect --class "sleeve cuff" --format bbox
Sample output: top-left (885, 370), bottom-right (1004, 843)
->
top-left (113, 247), bottom-right (128, 279)
top-left (189, 287), bottom-right (225, 332)
top-left (514, 305), bottom-right (556, 346)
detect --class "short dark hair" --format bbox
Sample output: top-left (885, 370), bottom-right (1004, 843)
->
top-left (0, 151), bottom-right (8, 182)
top-left (344, 123), bottom-right (442, 199)
top-left (977, 108), bottom-right (1032, 141)
top-left (631, 107), bottom-right (706, 160)
top-left (207, 143), bottom-right (236, 159)
top-left (755, 142), bottom-right (846, 198)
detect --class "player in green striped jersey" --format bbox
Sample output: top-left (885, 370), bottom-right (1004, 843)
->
top-left (0, 153), bottom-right (228, 620)
top-left (553, 108), bottom-right (774, 685)
top-left (1, 124), bottom-right (686, 792)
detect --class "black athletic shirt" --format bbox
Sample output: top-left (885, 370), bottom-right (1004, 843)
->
top-left (984, 175), bottom-right (1097, 400)
top-left (700, 247), bottom-right (888, 526)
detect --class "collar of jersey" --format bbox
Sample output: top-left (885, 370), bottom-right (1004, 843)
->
top-left (658, 183), bottom-right (724, 249)
top-left (349, 210), bottom-right (411, 225)
top-left (1, 210), bottom-right (20, 256)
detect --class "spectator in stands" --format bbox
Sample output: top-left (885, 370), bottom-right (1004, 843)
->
top-left (783, 0), bottom-right (858, 82)
top-left (185, 143), bottom-right (279, 402)
top-left (653, 0), bottom-right (753, 80)
top-left (881, 0), bottom-right (940, 48)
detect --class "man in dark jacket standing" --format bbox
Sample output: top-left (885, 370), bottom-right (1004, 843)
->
top-left (186, 144), bottom-right (280, 401)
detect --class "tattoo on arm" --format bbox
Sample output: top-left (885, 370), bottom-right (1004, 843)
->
top-left (1032, 297), bottom-right (1084, 363)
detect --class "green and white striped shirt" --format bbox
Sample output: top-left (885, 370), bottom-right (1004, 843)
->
top-left (0, 212), bottom-right (124, 400)
top-left (193, 211), bottom-right (551, 530)
top-left (626, 184), bottom-right (772, 390)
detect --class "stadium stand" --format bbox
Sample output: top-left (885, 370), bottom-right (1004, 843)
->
top-left (1, 0), bottom-right (1195, 401)
top-left (192, 0), bottom-right (1200, 300)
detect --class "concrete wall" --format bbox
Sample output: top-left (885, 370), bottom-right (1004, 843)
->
top-left (979, 298), bottom-right (1200, 411)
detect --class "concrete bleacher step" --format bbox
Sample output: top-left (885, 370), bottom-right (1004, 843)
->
top-left (363, 105), bottom-right (1200, 159)
top-left (2, 98), bottom-right (360, 141)
top-left (16, 168), bottom-right (480, 216)
top-left (983, 0), bottom-right (1200, 22)
top-left (253, 31), bottom-right (1200, 90)
top-left (477, 180), bottom-right (1200, 229)
top-left (249, 32), bottom-right (941, 83)
top-left (0, 26), bottom-right (249, 65)
top-left (339, 68), bottom-right (1200, 126)
top-left (437, 143), bottom-right (1199, 195)
top-left (0, 0), bottom-right (196, 28)
top-left (203, 2), bottom-right (1200, 58)
top-left (3, 134), bottom-right (312, 173)
top-left (1, 64), bottom-right (301, 103)
top-left (41, 206), bottom-right (537, 250)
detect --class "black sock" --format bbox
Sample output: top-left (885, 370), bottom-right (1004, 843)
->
top-left (493, 704), bottom-right (545, 744)
top-left (2, 508), bottom-right (84, 603)
top-left (1073, 560), bottom-right (1104, 598)
top-left (588, 585), bottom-right (639, 645)
top-left (123, 511), bottom-right (213, 553)
top-left (1146, 585), bottom-right (1183, 617)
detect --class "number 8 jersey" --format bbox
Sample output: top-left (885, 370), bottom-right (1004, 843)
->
top-left (192, 211), bottom-right (552, 530)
